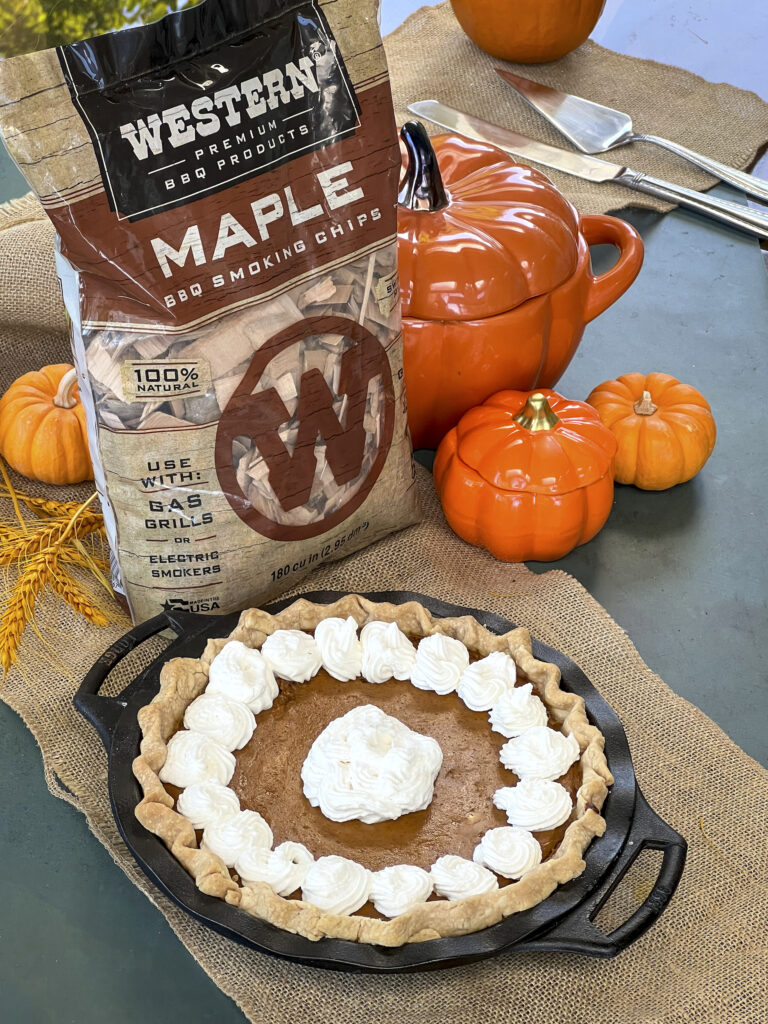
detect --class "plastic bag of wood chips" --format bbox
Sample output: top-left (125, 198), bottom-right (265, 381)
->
top-left (0, 0), bottom-right (419, 622)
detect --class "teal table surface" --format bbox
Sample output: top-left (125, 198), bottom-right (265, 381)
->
top-left (1, 2), bottom-right (767, 1021)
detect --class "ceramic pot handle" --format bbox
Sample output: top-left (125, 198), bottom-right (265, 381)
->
top-left (581, 214), bottom-right (644, 324)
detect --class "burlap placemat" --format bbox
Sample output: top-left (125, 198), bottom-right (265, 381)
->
top-left (3, 460), bottom-right (767, 1023)
top-left (1, 186), bottom-right (766, 1022)
top-left (384, 2), bottom-right (768, 216)
top-left (5, 7), bottom-right (768, 339)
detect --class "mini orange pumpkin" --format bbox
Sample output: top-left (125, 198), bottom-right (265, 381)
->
top-left (434, 390), bottom-right (617, 562)
top-left (586, 373), bottom-right (716, 490)
top-left (0, 364), bottom-right (93, 484)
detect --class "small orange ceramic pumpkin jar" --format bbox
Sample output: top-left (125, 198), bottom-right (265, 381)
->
top-left (397, 122), bottom-right (644, 450)
top-left (434, 389), bottom-right (617, 562)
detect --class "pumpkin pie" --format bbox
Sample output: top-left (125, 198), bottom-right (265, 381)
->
top-left (133, 595), bottom-right (613, 945)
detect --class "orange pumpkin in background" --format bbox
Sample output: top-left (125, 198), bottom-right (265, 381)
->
top-left (0, 364), bottom-right (93, 484)
top-left (586, 373), bottom-right (716, 490)
top-left (397, 122), bottom-right (644, 450)
top-left (450, 0), bottom-right (607, 63)
top-left (434, 390), bottom-right (617, 562)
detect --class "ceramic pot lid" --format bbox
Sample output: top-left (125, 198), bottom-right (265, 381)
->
top-left (397, 122), bottom-right (581, 322)
top-left (450, 390), bottom-right (617, 495)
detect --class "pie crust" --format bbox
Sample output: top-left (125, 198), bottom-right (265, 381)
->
top-left (133, 595), bottom-right (613, 945)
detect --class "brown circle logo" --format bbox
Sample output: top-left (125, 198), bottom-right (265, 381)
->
top-left (215, 314), bottom-right (394, 540)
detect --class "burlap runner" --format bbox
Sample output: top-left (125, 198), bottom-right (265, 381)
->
top-left (384, 2), bottom-right (768, 215)
top-left (3, 458), bottom-right (768, 1023)
top-left (5, 7), bottom-right (768, 341)
top-left (2, 173), bottom-right (767, 1023)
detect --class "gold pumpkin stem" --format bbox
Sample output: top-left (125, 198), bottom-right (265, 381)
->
top-left (513, 392), bottom-right (559, 432)
top-left (633, 390), bottom-right (658, 416)
top-left (53, 368), bottom-right (79, 409)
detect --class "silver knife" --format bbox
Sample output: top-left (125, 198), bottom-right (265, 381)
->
top-left (408, 100), bottom-right (768, 241)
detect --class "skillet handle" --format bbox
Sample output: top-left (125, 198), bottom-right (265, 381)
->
top-left (74, 612), bottom-right (188, 753)
top-left (520, 785), bottom-right (686, 958)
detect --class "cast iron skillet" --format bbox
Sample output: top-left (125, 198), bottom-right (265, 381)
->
top-left (74, 590), bottom-right (686, 972)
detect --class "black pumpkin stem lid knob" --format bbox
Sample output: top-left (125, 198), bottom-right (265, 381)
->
top-left (398, 121), bottom-right (449, 212)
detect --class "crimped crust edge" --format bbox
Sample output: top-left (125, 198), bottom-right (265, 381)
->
top-left (133, 594), bottom-right (613, 945)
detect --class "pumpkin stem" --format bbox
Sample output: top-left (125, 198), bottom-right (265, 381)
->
top-left (397, 121), bottom-right (449, 212)
top-left (633, 390), bottom-right (658, 416)
top-left (53, 368), bottom-right (79, 409)
top-left (513, 392), bottom-right (559, 432)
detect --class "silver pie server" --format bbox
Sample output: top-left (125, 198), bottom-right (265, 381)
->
top-left (408, 100), bottom-right (768, 240)
top-left (494, 68), bottom-right (768, 204)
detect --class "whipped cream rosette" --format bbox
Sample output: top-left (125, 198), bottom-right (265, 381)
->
top-left (202, 809), bottom-right (273, 868)
top-left (488, 682), bottom-right (547, 738)
top-left (183, 692), bottom-right (256, 751)
top-left (238, 841), bottom-right (315, 897)
top-left (269, 842), bottom-right (316, 897)
top-left (369, 864), bottom-right (434, 918)
top-left (176, 781), bottom-right (241, 830)
top-left (159, 730), bottom-right (236, 788)
top-left (410, 633), bottom-right (470, 694)
top-left (301, 855), bottom-right (372, 916)
top-left (207, 641), bottom-right (278, 713)
top-left (430, 855), bottom-right (499, 900)
top-left (314, 616), bottom-right (363, 681)
top-left (360, 620), bottom-right (417, 682)
top-left (261, 629), bottom-right (322, 682)
top-left (500, 725), bottom-right (580, 781)
top-left (457, 651), bottom-right (517, 711)
top-left (473, 826), bottom-right (542, 879)
top-left (494, 778), bottom-right (573, 831)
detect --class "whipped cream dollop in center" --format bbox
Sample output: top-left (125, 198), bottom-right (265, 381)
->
top-left (301, 704), bottom-right (443, 823)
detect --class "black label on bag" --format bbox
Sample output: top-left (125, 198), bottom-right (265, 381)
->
top-left (57, 0), bottom-right (360, 221)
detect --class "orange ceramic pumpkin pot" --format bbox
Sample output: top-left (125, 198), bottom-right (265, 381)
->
top-left (450, 0), bottom-right (606, 63)
top-left (397, 124), bottom-right (644, 450)
top-left (434, 390), bottom-right (617, 562)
